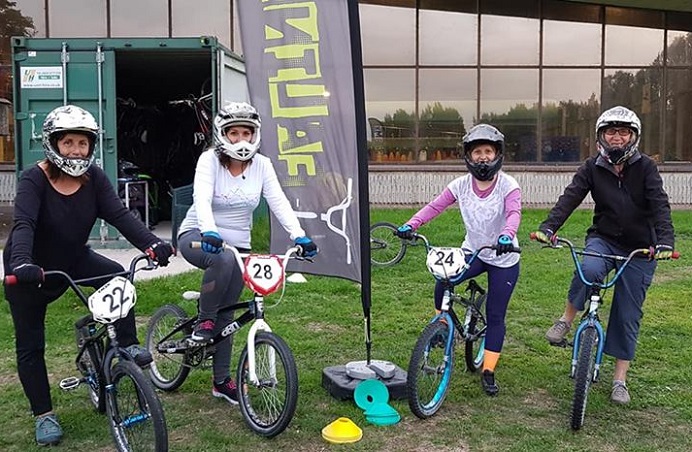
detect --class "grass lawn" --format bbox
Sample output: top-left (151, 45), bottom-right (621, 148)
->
top-left (1, 208), bottom-right (691, 451)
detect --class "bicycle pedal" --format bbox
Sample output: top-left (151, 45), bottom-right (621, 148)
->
top-left (59, 376), bottom-right (82, 391)
top-left (549, 339), bottom-right (570, 348)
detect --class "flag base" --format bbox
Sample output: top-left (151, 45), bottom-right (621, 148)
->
top-left (322, 360), bottom-right (407, 400)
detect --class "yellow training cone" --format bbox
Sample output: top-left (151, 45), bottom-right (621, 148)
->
top-left (321, 417), bottom-right (363, 444)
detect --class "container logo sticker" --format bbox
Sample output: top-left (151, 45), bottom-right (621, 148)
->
top-left (20, 66), bottom-right (64, 89)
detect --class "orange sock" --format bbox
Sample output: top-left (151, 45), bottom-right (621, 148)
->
top-left (483, 350), bottom-right (500, 373)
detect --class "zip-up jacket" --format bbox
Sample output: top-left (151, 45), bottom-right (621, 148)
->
top-left (540, 152), bottom-right (674, 252)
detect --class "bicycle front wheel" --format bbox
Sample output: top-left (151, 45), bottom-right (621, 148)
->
top-left (407, 321), bottom-right (455, 419)
top-left (145, 304), bottom-right (192, 391)
top-left (107, 360), bottom-right (168, 452)
top-left (370, 222), bottom-right (406, 267)
top-left (464, 294), bottom-right (487, 372)
top-left (237, 332), bottom-right (298, 438)
top-left (571, 326), bottom-right (598, 430)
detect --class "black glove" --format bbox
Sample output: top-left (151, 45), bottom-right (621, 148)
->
top-left (146, 241), bottom-right (175, 267)
top-left (12, 263), bottom-right (44, 285)
top-left (495, 235), bottom-right (514, 256)
top-left (295, 236), bottom-right (318, 258)
top-left (395, 224), bottom-right (414, 240)
top-left (653, 244), bottom-right (674, 260)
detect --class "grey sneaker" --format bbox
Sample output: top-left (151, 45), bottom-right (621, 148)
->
top-left (545, 320), bottom-right (571, 344)
top-left (611, 382), bottom-right (631, 405)
top-left (35, 413), bottom-right (63, 446)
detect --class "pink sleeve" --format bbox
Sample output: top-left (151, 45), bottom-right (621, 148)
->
top-left (406, 187), bottom-right (457, 230)
top-left (500, 188), bottom-right (522, 239)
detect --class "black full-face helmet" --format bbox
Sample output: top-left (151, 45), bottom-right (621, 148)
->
top-left (462, 124), bottom-right (504, 181)
top-left (595, 106), bottom-right (641, 165)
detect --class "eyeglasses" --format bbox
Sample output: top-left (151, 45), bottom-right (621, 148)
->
top-left (604, 127), bottom-right (632, 137)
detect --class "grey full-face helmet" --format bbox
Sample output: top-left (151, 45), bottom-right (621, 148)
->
top-left (595, 106), bottom-right (641, 165)
top-left (213, 102), bottom-right (262, 161)
top-left (42, 105), bottom-right (98, 177)
top-left (462, 123), bottom-right (505, 181)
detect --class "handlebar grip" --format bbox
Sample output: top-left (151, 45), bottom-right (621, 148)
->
top-left (190, 241), bottom-right (201, 249)
top-left (4, 275), bottom-right (17, 285)
top-left (672, 251), bottom-right (681, 259)
top-left (529, 232), bottom-right (537, 240)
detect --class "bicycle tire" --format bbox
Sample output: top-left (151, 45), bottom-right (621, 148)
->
top-left (107, 360), bottom-right (168, 452)
top-left (407, 321), bottom-right (455, 419)
top-left (236, 332), bottom-right (298, 437)
top-left (464, 293), bottom-right (487, 372)
top-left (570, 326), bottom-right (598, 430)
top-left (145, 304), bottom-right (192, 391)
top-left (75, 325), bottom-right (106, 413)
top-left (370, 222), bottom-right (406, 267)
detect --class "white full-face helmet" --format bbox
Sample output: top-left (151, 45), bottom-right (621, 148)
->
top-left (42, 105), bottom-right (98, 177)
top-left (595, 106), bottom-right (641, 165)
top-left (213, 102), bottom-right (261, 161)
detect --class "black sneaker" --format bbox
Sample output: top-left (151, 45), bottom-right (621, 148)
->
top-left (191, 319), bottom-right (215, 343)
top-left (481, 370), bottom-right (499, 396)
top-left (125, 344), bottom-right (153, 368)
top-left (212, 377), bottom-right (239, 405)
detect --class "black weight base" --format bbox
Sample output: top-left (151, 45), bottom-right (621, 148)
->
top-left (322, 364), bottom-right (408, 400)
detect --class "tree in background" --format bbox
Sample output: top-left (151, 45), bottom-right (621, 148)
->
top-left (1, 0), bottom-right (36, 99)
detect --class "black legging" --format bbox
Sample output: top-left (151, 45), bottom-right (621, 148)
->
top-left (4, 248), bottom-right (139, 416)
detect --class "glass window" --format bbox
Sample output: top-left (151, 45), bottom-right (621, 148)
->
top-left (602, 68), bottom-right (662, 159)
top-left (543, 20), bottom-right (601, 66)
top-left (111, 0), bottom-right (168, 38)
top-left (542, 69), bottom-right (601, 161)
top-left (605, 24), bottom-right (663, 66)
top-left (13, 0), bottom-right (46, 37)
top-left (667, 31), bottom-right (692, 66)
top-left (49, 0), bottom-right (106, 37)
top-left (665, 68), bottom-right (692, 162)
top-left (480, 15), bottom-right (539, 65)
top-left (480, 69), bottom-right (538, 162)
top-left (364, 69), bottom-right (415, 162)
top-left (543, 0), bottom-right (600, 23)
top-left (172, 0), bottom-right (231, 49)
top-left (359, 2), bottom-right (415, 65)
top-left (419, 6), bottom-right (476, 65)
top-left (419, 69), bottom-right (476, 161)
top-left (232, 0), bottom-right (243, 56)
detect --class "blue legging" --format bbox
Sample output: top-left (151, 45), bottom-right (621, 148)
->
top-left (434, 258), bottom-right (519, 353)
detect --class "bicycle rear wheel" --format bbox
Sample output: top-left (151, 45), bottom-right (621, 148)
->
top-left (407, 321), bottom-right (455, 419)
top-left (464, 294), bottom-right (487, 372)
top-left (237, 332), bottom-right (298, 438)
top-left (107, 360), bottom-right (168, 452)
top-left (145, 304), bottom-right (192, 391)
top-left (571, 326), bottom-right (598, 430)
top-left (370, 222), bottom-right (406, 267)
top-left (75, 321), bottom-right (106, 413)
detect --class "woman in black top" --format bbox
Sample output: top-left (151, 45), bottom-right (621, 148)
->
top-left (3, 105), bottom-right (174, 446)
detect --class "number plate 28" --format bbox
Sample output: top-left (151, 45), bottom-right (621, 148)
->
top-left (243, 255), bottom-right (285, 296)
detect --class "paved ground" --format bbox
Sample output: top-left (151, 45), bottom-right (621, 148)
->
top-left (0, 205), bottom-right (196, 281)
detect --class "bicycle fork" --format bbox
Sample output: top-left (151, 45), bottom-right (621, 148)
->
top-left (570, 296), bottom-right (606, 382)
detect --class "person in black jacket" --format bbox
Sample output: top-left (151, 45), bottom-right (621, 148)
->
top-left (3, 105), bottom-right (175, 446)
top-left (533, 105), bottom-right (674, 405)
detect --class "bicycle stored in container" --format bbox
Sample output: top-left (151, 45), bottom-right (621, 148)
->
top-left (530, 233), bottom-right (679, 430)
top-left (5, 254), bottom-right (168, 451)
top-left (370, 221), bottom-right (423, 267)
top-left (406, 232), bottom-right (520, 418)
top-left (146, 243), bottom-right (306, 437)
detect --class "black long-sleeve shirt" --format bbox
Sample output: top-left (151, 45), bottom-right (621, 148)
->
top-left (4, 164), bottom-right (160, 271)
top-left (540, 152), bottom-right (674, 252)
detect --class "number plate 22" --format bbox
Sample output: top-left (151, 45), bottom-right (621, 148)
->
top-left (243, 255), bottom-right (285, 296)
top-left (87, 276), bottom-right (137, 324)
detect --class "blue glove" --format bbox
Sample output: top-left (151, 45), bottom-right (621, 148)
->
top-left (295, 236), bottom-right (318, 258)
top-left (495, 235), bottom-right (513, 256)
top-left (201, 231), bottom-right (223, 254)
top-left (395, 224), bottom-right (414, 240)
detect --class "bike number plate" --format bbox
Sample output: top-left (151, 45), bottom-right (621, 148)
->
top-left (426, 247), bottom-right (466, 279)
top-left (243, 255), bottom-right (285, 296)
top-left (87, 276), bottom-right (137, 324)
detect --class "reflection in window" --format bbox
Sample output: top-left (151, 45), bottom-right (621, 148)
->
top-left (359, 3), bottom-right (415, 65)
top-left (481, 15), bottom-right (539, 65)
top-left (419, 9), bottom-right (476, 65)
top-left (364, 69), bottom-right (415, 162)
top-left (480, 69), bottom-right (538, 162)
top-left (111, 0), bottom-right (167, 38)
top-left (542, 69), bottom-right (601, 161)
top-left (13, 0), bottom-right (45, 37)
top-left (172, 0), bottom-right (231, 49)
top-left (665, 69), bottom-right (692, 162)
top-left (667, 31), bottom-right (692, 66)
top-left (543, 20), bottom-right (600, 65)
top-left (605, 25), bottom-right (663, 66)
top-left (49, 0), bottom-right (106, 37)
top-left (602, 68), bottom-right (662, 159)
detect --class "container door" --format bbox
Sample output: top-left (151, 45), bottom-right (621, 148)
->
top-left (217, 48), bottom-right (248, 107)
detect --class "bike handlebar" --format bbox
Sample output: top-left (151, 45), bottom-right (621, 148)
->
top-left (411, 231), bottom-right (522, 255)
